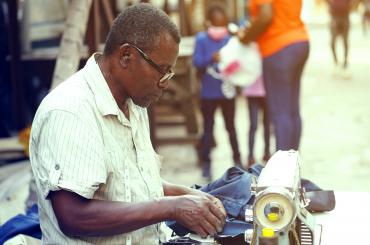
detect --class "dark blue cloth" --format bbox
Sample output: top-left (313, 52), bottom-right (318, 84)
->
top-left (165, 164), bottom-right (321, 237)
top-left (0, 204), bottom-right (41, 243)
top-left (192, 32), bottom-right (230, 99)
top-left (199, 166), bottom-right (258, 219)
top-left (166, 166), bottom-right (262, 236)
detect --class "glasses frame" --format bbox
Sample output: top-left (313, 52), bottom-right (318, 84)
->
top-left (126, 43), bottom-right (175, 86)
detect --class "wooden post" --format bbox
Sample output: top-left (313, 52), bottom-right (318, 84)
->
top-left (50, 0), bottom-right (93, 90)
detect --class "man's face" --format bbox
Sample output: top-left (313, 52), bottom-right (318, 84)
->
top-left (125, 32), bottom-right (179, 108)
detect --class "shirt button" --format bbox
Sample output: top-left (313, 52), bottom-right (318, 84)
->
top-left (55, 164), bottom-right (60, 170)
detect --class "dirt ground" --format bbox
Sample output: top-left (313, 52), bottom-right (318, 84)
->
top-left (160, 23), bottom-right (370, 192)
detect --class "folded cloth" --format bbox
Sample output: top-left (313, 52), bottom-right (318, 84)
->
top-left (166, 165), bottom-right (261, 236)
top-left (165, 164), bottom-right (332, 237)
top-left (0, 204), bottom-right (41, 244)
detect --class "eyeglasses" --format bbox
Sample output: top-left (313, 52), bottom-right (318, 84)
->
top-left (126, 43), bottom-right (175, 86)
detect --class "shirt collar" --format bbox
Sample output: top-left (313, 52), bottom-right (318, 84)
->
top-left (84, 53), bottom-right (141, 121)
top-left (84, 53), bottom-right (120, 116)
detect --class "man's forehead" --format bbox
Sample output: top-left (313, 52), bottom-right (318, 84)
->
top-left (154, 33), bottom-right (179, 59)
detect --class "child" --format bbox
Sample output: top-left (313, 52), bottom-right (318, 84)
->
top-left (243, 76), bottom-right (270, 167)
top-left (193, 4), bottom-right (241, 180)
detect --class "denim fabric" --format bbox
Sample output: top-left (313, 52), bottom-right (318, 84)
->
top-left (166, 166), bottom-right (261, 236)
top-left (199, 167), bottom-right (257, 218)
top-left (263, 41), bottom-right (309, 151)
top-left (165, 164), bottom-right (321, 237)
top-left (0, 204), bottom-right (41, 244)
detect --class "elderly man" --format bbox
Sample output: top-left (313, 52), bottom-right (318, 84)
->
top-left (29, 3), bottom-right (225, 244)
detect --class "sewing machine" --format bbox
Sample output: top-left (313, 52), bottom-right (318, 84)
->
top-left (164, 150), bottom-right (323, 245)
top-left (246, 150), bottom-right (322, 245)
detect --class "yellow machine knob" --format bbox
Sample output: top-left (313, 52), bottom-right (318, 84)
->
top-left (261, 228), bottom-right (275, 238)
top-left (267, 212), bottom-right (279, 222)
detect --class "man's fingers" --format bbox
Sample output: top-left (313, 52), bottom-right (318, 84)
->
top-left (208, 201), bottom-right (226, 227)
top-left (200, 217), bottom-right (218, 236)
top-left (193, 225), bottom-right (208, 238)
top-left (212, 198), bottom-right (227, 217)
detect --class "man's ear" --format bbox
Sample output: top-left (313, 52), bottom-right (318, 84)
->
top-left (118, 44), bottom-right (132, 67)
top-left (120, 54), bottom-right (131, 66)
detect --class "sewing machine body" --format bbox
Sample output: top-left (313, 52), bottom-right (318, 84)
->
top-left (164, 150), bottom-right (323, 245)
top-left (250, 150), bottom-right (320, 245)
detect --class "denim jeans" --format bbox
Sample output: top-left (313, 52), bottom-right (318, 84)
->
top-left (263, 41), bottom-right (309, 151)
top-left (166, 166), bottom-right (259, 236)
top-left (165, 165), bottom-right (323, 237)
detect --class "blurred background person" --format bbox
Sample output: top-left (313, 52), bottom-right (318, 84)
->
top-left (193, 4), bottom-right (241, 180)
top-left (362, 0), bottom-right (370, 34)
top-left (326, 0), bottom-right (355, 78)
top-left (242, 75), bottom-right (271, 168)
top-left (239, 0), bottom-right (309, 151)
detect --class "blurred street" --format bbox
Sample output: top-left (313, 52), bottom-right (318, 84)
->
top-left (160, 22), bottom-right (370, 192)
top-left (1, 2), bottom-right (369, 243)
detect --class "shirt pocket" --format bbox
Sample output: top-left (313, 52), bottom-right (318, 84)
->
top-left (104, 148), bottom-right (130, 201)
top-left (137, 150), bottom-right (164, 198)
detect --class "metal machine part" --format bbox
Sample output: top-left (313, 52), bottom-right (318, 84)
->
top-left (254, 187), bottom-right (296, 232)
top-left (164, 150), bottom-right (322, 245)
top-left (250, 150), bottom-right (321, 245)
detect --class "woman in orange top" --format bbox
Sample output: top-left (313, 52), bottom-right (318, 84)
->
top-left (240, 0), bottom-right (309, 152)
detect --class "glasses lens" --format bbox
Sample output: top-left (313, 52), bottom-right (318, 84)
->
top-left (159, 71), bottom-right (175, 84)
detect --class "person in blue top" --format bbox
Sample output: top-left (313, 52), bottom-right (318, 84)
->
top-left (193, 4), bottom-right (241, 180)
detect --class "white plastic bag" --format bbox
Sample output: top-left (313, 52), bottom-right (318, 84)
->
top-left (218, 37), bottom-right (262, 87)
top-left (206, 66), bottom-right (236, 99)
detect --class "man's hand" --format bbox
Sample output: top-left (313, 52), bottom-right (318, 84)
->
top-left (170, 194), bottom-right (226, 238)
top-left (187, 188), bottom-right (227, 217)
top-left (162, 180), bottom-right (227, 237)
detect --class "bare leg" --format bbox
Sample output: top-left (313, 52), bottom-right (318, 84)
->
top-left (330, 19), bottom-right (338, 66)
top-left (343, 35), bottom-right (349, 69)
top-left (343, 18), bottom-right (350, 69)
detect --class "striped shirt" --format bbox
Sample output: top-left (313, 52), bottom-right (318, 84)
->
top-left (29, 54), bottom-right (164, 244)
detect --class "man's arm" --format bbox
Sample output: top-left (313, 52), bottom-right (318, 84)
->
top-left (239, 3), bottom-right (273, 44)
top-left (163, 179), bottom-right (199, 196)
top-left (50, 188), bottom-right (226, 238)
top-left (162, 180), bottom-right (225, 211)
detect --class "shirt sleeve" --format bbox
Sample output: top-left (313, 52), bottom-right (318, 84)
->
top-left (192, 33), bottom-right (214, 69)
top-left (32, 109), bottom-right (107, 199)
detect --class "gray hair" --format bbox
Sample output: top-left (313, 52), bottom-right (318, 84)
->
top-left (103, 3), bottom-right (180, 55)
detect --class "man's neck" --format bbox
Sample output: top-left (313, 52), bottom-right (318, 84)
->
top-left (97, 54), bottom-right (130, 120)
top-left (120, 101), bottom-right (130, 120)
